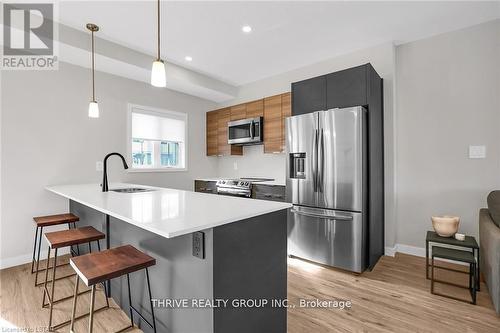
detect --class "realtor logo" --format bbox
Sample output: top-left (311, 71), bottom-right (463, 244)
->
top-left (2, 2), bottom-right (58, 69)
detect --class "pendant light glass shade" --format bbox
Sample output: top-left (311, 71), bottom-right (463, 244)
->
top-left (88, 101), bottom-right (99, 118)
top-left (151, 59), bottom-right (166, 87)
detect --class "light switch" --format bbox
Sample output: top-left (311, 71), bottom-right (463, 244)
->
top-left (469, 145), bottom-right (486, 159)
top-left (96, 161), bottom-right (104, 171)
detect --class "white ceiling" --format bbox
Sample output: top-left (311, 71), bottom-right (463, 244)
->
top-left (59, 1), bottom-right (500, 86)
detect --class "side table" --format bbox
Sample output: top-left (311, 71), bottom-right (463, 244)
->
top-left (425, 230), bottom-right (480, 291)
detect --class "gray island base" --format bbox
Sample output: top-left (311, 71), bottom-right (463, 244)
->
top-left (70, 200), bottom-right (287, 333)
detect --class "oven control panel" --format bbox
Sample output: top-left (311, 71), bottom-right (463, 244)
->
top-left (216, 180), bottom-right (251, 189)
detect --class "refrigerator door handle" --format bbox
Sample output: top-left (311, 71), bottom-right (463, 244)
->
top-left (312, 129), bottom-right (318, 192)
top-left (319, 128), bottom-right (325, 193)
top-left (290, 208), bottom-right (353, 221)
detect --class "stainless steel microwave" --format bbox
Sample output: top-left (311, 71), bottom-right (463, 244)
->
top-left (227, 117), bottom-right (263, 145)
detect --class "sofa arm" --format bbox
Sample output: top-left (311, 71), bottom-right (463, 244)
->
top-left (479, 208), bottom-right (500, 315)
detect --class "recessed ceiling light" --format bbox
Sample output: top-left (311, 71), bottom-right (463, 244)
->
top-left (185, 56), bottom-right (193, 62)
top-left (242, 25), bottom-right (252, 33)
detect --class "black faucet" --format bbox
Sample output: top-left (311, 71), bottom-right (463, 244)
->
top-left (102, 152), bottom-right (129, 192)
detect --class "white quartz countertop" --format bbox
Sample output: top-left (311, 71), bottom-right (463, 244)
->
top-left (46, 183), bottom-right (291, 238)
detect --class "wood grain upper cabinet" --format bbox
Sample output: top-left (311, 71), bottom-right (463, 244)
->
top-left (246, 99), bottom-right (264, 118)
top-left (217, 108), bottom-right (243, 156)
top-left (281, 93), bottom-right (291, 151)
top-left (263, 95), bottom-right (283, 153)
top-left (206, 94), bottom-right (288, 156)
top-left (206, 110), bottom-right (218, 156)
top-left (230, 104), bottom-right (247, 121)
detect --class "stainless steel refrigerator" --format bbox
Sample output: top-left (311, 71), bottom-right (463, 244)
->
top-left (286, 106), bottom-right (367, 272)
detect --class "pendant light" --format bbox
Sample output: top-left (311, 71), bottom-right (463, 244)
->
top-left (87, 23), bottom-right (100, 118)
top-left (151, 0), bottom-right (166, 87)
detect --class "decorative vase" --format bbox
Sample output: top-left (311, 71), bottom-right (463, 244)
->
top-left (431, 216), bottom-right (460, 237)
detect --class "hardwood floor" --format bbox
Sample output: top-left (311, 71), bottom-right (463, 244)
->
top-left (287, 253), bottom-right (499, 333)
top-left (1, 253), bottom-right (498, 332)
top-left (0, 256), bottom-right (141, 333)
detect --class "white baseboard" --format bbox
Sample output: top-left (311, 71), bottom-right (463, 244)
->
top-left (385, 246), bottom-right (396, 257)
top-left (0, 253), bottom-right (33, 270)
top-left (385, 244), bottom-right (427, 258)
top-left (384, 243), bottom-right (467, 266)
top-left (395, 243), bottom-right (427, 257)
top-left (0, 248), bottom-right (71, 270)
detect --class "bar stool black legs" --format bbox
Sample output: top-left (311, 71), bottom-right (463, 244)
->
top-left (33, 225), bottom-right (43, 275)
top-left (146, 268), bottom-right (157, 333)
top-left (31, 225), bottom-right (39, 273)
top-left (126, 268), bottom-right (157, 333)
top-left (32, 213), bottom-right (80, 287)
top-left (34, 224), bottom-right (79, 286)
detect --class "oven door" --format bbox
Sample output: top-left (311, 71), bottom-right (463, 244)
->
top-left (228, 117), bottom-right (262, 145)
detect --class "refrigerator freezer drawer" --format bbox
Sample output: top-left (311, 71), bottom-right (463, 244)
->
top-left (288, 206), bottom-right (365, 272)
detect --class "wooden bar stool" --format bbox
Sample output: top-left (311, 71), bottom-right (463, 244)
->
top-left (69, 245), bottom-right (157, 333)
top-left (42, 226), bottom-right (107, 331)
top-left (32, 213), bottom-right (80, 286)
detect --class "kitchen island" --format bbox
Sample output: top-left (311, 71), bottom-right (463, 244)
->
top-left (46, 183), bottom-right (291, 333)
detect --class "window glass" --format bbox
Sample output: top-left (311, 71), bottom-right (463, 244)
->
top-left (129, 105), bottom-right (187, 170)
top-left (160, 141), bottom-right (179, 167)
top-left (132, 139), bottom-right (154, 167)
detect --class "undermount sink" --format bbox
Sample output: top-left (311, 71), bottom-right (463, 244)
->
top-left (110, 187), bottom-right (154, 193)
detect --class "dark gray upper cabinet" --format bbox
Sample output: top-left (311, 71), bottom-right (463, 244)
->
top-left (326, 64), bottom-right (368, 108)
top-left (291, 75), bottom-right (326, 115)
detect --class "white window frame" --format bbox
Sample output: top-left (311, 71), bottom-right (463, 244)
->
top-left (127, 103), bottom-right (188, 172)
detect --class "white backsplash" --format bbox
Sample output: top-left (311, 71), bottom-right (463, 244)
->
top-left (216, 145), bottom-right (286, 183)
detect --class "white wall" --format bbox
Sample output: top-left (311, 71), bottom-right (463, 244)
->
top-left (215, 42), bottom-right (398, 248)
top-left (395, 19), bottom-right (500, 248)
top-left (0, 62), bottom-right (217, 267)
top-left (214, 145), bottom-right (287, 184)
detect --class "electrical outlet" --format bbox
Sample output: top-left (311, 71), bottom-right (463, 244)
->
top-left (233, 162), bottom-right (238, 170)
top-left (192, 232), bottom-right (205, 259)
top-left (96, 161), bottom-right (103, 171)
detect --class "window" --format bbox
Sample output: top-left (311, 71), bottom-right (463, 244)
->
top-left (127, 104), bottom-right (187, 171)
